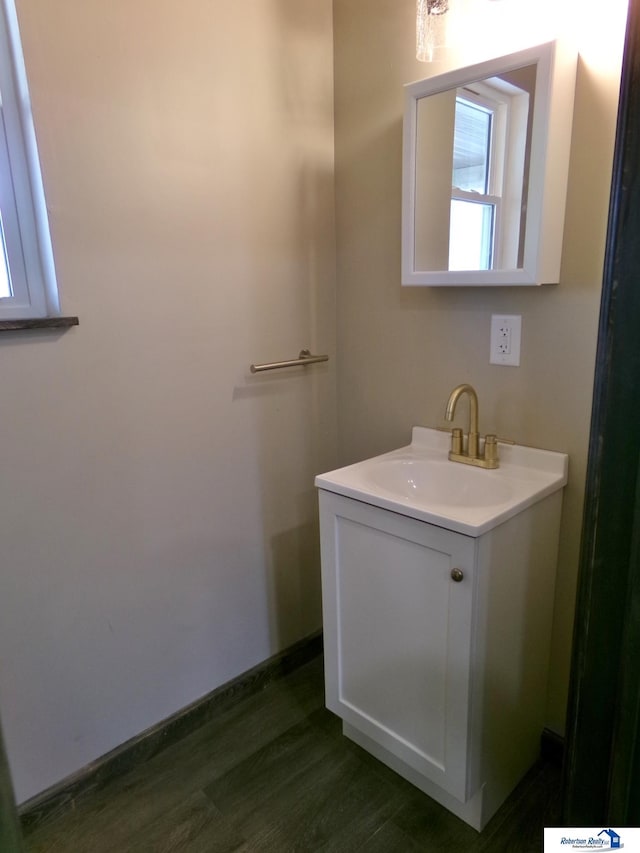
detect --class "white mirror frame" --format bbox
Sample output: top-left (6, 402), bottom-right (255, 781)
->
top-left (402, 41), bottom-right (577, 286)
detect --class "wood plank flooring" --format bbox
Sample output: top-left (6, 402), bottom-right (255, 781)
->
top-left (22, 655), bottom-right (561, 852)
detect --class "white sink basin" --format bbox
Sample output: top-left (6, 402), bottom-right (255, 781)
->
top-left (365, 457), bottom-right (514, 508)
top-left (315, 427), bottom-right (568, 536)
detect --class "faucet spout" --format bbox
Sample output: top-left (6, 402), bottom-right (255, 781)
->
top-left (445, 383), bottom-right (480, 458)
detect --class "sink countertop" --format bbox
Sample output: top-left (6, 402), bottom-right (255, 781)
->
top-left (315, 427), bottom-right (568, 537)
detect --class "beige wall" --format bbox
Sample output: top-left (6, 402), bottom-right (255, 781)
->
top-left (414, 88), bottom-right (456, 270)
top-left (333, 0), bottom-right (626, 733)
top-left (0, 0), bottom-right (336, 803)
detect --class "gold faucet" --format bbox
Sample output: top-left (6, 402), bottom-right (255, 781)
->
top-left (445, 383), bottom-right (499, 469)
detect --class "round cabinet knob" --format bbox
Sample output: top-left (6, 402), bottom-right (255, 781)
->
top-left (451, 568), bottom-right (464, 583)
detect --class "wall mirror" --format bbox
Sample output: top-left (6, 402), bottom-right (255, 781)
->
top-left (402, 41), bottom-right (577, 286)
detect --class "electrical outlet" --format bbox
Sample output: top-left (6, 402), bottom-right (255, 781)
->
top-left (490, 315), bottom-right (521, 366)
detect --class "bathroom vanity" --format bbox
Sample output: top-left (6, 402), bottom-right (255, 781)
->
top-left (315, 427), bottom-right (567, 830)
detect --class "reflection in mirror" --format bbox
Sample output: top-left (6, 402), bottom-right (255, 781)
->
top-left (402, 41), bottom-right (577, 287)
top-left (415, 66), bottom-right (535, 272)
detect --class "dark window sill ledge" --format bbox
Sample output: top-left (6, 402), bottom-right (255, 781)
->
top-left (0, 316), bottom-right (79, 332)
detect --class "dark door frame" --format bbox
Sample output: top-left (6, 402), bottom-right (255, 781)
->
top-left (0, 720), bottom-right (24, 852)
top-left (563, 0), bottom-right (640, 824)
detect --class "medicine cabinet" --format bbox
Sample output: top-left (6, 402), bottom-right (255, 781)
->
top-left (402, 41), bottom-right (577, 286)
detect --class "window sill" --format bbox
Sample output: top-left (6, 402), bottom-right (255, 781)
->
top-left (0, 316), bottom-right (79, 332)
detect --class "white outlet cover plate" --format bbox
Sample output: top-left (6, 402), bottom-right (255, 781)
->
top-left (490, 314), bottom-right (521, 366)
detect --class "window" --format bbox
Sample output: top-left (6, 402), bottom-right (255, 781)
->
top-left (0, 0), bottom-right (60, 320)
top-left (449, 94), bottom-right (499, 270)
top-left (449, 77), bottom-right (530, 272)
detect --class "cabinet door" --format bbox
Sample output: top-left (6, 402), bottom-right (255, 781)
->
top-left (319, 491), bottom-right (476, 802)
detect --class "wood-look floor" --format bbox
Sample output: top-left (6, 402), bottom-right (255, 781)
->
top-left (22, 655), bottom-right (561, 852)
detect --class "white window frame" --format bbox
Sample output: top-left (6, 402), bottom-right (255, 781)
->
top-left (450, 91), bottom-right (504, 270)
top-left (450, 79), bottom-right (529, 272)
top-left (0, 0), bottom-right (60, 319)
top-left (466, 78), bottom-right (530, 270)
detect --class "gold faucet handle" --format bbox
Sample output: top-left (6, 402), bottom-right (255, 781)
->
top-left (450, 427), bottom-right (463, 455)
top-left (484, 433), bottom-right (499, 465)
top-left (494, 435), bottom-right (515, 445)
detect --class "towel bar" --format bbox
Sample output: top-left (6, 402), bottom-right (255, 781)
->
top-left (250, 349), bottom-right (329, 373)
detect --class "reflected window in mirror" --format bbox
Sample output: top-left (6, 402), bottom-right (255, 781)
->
top-left (450, 93), bottom-right (496, 269)
top-left (449, 77), bottom-right (531, 271)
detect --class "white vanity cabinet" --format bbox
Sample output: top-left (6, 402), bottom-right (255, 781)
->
top-left (318, 486), bottom-right (563, 831)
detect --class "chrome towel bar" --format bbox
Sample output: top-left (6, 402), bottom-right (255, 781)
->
top-left (250, 349), bottom-right (329, 373)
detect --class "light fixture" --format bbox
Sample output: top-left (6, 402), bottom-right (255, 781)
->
top-left (416, 0), bottom-right (450, 62)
